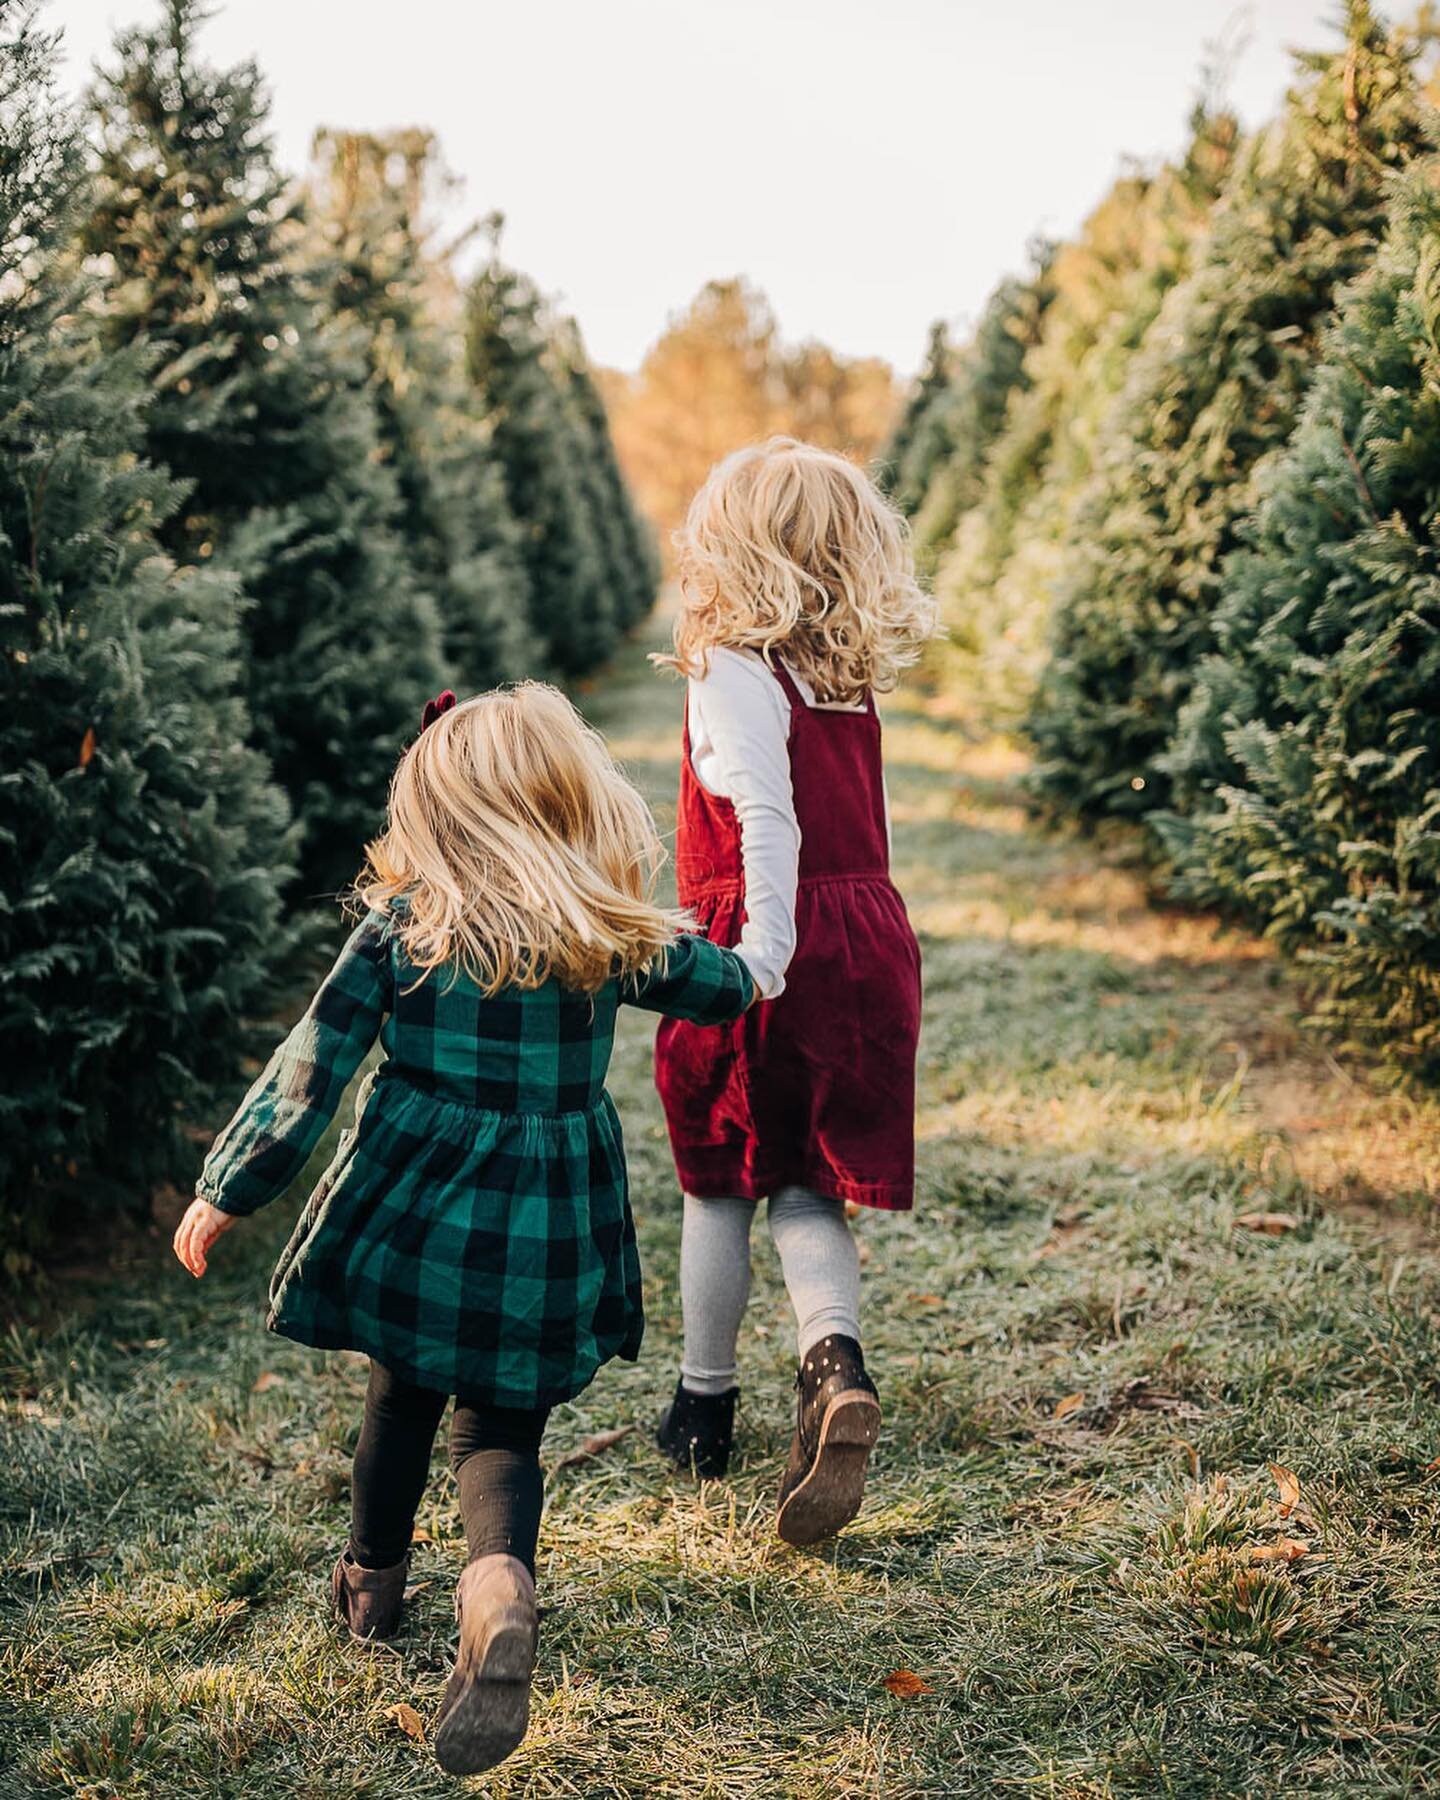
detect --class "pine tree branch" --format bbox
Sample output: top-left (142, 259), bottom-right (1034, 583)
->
top-left (1338, 431), bottom-right (1380, 526)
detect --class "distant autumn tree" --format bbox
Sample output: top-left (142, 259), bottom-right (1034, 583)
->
top-left (780, 341), bottom-right (897, 461)
top-left (601, 278), bottom-right (897, 548)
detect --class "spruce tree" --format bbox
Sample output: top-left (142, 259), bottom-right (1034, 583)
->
top-left (0, 3), bottom-right (291, 1233)
top-left (1156, 167), bottom-right (1440, 1072)
top-left (85, 1), bottom-right (448, 890)
top-left (934, 96), bottom-right (1240, 724)
top-left (1028, 2), bottom-right (1428, 823)
top-left (881, 320), bottom-right (953, 509)
top-left (464, 252), bottom-right (614, 672)
top-left (899, 261), bottom-right (1055, 577)
top-left (552, 316), bottom-right (660, 634)
top-left (308, 130), bottom-right (529, 694)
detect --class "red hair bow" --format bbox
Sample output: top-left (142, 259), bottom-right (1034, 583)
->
top-left (420, 690), bottom-right (457, 732)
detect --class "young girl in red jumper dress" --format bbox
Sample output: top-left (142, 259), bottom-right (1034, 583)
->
top-left (653, 438), bottom-right (938, 1545)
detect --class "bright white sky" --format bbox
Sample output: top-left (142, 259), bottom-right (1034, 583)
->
top-left (58, 0), bottom-right (1342, 376)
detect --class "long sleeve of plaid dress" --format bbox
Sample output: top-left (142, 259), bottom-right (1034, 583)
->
top-left (198, 915), bottom-right (391, 1218)
top-left (623, 932), bottom-right (755, 1020)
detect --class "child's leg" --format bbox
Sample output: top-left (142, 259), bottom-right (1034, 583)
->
top-left (349, 1359), bottom-right (449, 1568)
top-left (766, 1185), bottom-right (862, 1359)
top-left (768, 1186), bottom-right (877, 1547)
top-left (656, 1195), bottom-right (755, 1479)
top-left (448, 1399), bottom-right (552, 1574)
top-left (679, 1192), bottom-right (756, 1393)
top-left (433, 1397), bottom-right (550, 1777)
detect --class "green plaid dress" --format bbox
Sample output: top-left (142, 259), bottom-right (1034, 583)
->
top-left (199, 915), bottom-right (754, 1408)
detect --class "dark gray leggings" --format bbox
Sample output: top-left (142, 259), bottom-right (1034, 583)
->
top-left (348, 1360), bottom-right (550, 1573)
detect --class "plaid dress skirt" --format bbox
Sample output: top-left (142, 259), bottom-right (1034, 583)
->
top-left (199, 915), bottom-right (754, 1409)
top-left (264, 1070), bottom-right (641, 1406)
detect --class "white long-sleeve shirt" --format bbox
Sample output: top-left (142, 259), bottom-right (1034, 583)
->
top-left (687, 647), bottom-right (885, 1002)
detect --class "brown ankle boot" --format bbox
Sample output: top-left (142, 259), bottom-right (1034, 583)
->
top-left (433, 1554), bottom-right (538, 1776)
top-left (331, 1549), bottom-right (409, 1643)
top-left (775, 1335), bottom-right (881, 1547)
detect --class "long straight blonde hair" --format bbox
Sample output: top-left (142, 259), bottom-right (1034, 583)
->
top-left (663, 437), bottom-right (938, 704)
top-left (358, 684), bottom-right (683, 993)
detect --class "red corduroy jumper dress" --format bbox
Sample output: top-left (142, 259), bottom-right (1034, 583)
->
top-left (655, 660), bottom-right (922, 1212)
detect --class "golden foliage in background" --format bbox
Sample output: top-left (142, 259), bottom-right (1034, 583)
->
top-left (598, 278), bottom-right (897, 552)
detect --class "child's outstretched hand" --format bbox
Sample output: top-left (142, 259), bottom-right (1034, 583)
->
top-left (173, 1198), bottom-right (238, 1278)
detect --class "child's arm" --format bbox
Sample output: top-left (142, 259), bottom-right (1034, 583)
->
top-left (173, 913), bottom-right (393, 1276)
top-left (688, 649), bottom-right (800, 1001)
top-left (622, 933), bottom-right (756, 1025)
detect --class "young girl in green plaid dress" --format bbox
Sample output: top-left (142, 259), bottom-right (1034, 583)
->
top-left (172, 683), bottom-right (754, 1777)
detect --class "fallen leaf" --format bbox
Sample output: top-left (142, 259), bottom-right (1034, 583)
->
top-left (1235, 1211), bottom-right (1301, 1236)
top-left (78, 726), bottom-right (96, 768)
top-left (882, 1668), bottom-right (932, 1698)
top-left (1250, 1537), bottom-right (1309, 1564)
top-left (907, 1293), bottom-right (943, 1306)
top-left (1175, 1438), bottom-right (1201, 1479)
top-left (553, 1424), bottom-right (635, 1472)
top-left (387, 1702), bottom-right (425, 1741)
top-left (1270, 1462), bottom-right (1301, 1518)
top-left (410, 1527), bottom-right (434, 1545)
top-left (1423, 1454), bottom-right (1440, 1477)
top-left (1052, 1392), bottom-right (1085, 1422)
top-left (250, 1371), bottom-right (283, 1393)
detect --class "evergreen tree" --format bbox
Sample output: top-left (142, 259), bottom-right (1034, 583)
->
top-left (0, 3), bottom-right (291, 1233)
top-left (1155, 167), bottom-right (1440, 1072)
top-left (464, 252), bottom-right (614, 672)
top-left (900, 261), bottom-right (1055, 577)
top-left (85, 1), bottom-right (448, 890)
top-left (308, 130), bottom-right (529, 693)
top-left (552, 316), bottom-right (660, 634)
top-left (934, 95), bottom-right (1240, 724)
top-left (1028, 2), bottom-right (1428, 823)
top-left (881, 320), bottom-right (953, 510)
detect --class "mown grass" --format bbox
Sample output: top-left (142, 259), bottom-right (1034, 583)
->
top-left (4, 641), bottom-right (1440, 1797)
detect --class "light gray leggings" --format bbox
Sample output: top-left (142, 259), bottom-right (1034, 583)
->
top-left (679, 1187), bottom-right (862, 1395)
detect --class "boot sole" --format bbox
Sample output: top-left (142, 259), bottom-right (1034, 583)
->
top-left (432, 1602), bottom-right (538, 1775)
top-left (776, 1389), bottom-right (881, 1547)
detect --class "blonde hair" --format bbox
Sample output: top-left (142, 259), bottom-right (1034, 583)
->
top-left (663, 437), bottom-right (938, 704)
top-left (358, 683), bottom-right (683, 993)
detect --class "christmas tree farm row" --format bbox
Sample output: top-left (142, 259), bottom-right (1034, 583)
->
top-left (1, 1), bottom-right (658, 1252)
top-left (885, 1), bottom-right (1440, 1078)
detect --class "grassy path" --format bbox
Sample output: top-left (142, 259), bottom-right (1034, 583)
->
top-left (5, 641), bottom-right (1440, 1798)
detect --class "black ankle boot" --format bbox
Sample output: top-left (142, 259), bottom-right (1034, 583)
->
top-left (775, 1335), bottom-right (880, 1547)
top-left (656, 1378), bottom-right (738, 1479)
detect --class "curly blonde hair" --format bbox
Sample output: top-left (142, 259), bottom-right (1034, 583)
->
top-left (358, 683), bottom-right (683, 993)
top-left (662, 438), bottom-right (938, 704)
